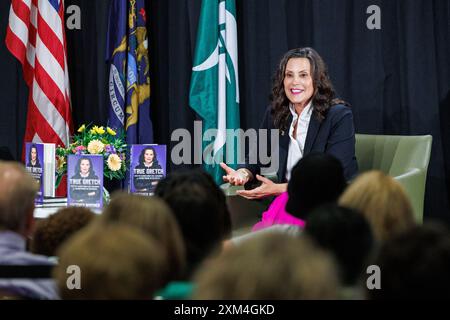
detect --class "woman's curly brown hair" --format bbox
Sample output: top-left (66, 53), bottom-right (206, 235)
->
top-left (270, 47), bottom-right (349, 132)
top-left (32, 207), bottom-right (95, 256)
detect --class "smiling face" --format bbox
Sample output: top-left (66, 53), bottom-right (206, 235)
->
top-left (144, 149), bottom-right (155, 164)
top-left (80, 159), bottom-right (90, 175)
top-left (31, 147), bottom-right (37, 162)
top-left (283, 57), bottom-right (314, 110)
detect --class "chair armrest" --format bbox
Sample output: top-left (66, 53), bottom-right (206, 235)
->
top-left (220, 183), bottom-right (243, 196)
top-left (394, 168), bottom-right (426, 223)
top-left (220, 174), bottom-right (277, 232)
top-left (220, 173), bottom-right (278, 196)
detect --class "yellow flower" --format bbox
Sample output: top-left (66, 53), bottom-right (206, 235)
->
top-left (107, 154), bottom-right (122, 171)
top-left (56, 156), bottom-right (66, 170)
top-left (89, 125), bottom-right (101, 135)
top-left (107, 127), bottom-right (116, 136)
top-left (77, 124), bottom-right (86, 133)
top-left (87, 139), bottom-right (105, 154)
top-left (97, 126), bottom-right (105, 135)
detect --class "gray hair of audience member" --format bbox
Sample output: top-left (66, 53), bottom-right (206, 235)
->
top-left (99, 192), bottom-right (186, 283)
top-left (54, 224), bottom-right (166, 299)
top-left (193, 233), bottom-right (340, 300)
top-left (0, 161), bottom-right (38, 233)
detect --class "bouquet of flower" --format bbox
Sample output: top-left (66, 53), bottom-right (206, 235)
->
top-left (56, 124), bottom-right (127, 187)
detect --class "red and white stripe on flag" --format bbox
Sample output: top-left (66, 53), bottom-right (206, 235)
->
top-left (5, 0), bottom-right (73, 148)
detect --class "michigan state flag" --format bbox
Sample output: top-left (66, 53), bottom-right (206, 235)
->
top-left (106, 0), bottom-right (153, 145)
top-left (189, 0), bottom-right (240, 185)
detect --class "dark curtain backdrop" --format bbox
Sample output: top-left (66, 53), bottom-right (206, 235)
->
top-left (0, 0), bottom-right (449, 222)
top-left (0, 0), bottom-right (28, 159)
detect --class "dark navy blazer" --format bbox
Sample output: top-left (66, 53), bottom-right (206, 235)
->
top-left (240, 104), bottom-right (358, 183)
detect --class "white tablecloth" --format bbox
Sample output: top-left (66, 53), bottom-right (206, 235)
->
top-left (34, 203), bottom-right (102, 219)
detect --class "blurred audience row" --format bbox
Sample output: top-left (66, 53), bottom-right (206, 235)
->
top-left (0, 155), bottom-right (449, 300)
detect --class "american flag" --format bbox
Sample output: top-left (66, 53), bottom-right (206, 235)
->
top-left (5, 0), bottom-right (73, 149)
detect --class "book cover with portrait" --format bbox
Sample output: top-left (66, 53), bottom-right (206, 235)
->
top-left (25, 142), bottom-right (44, 204)
top-left (129, 145), bottom-right (167, 196)
top-left (67, 154), bottom-right (103, 208)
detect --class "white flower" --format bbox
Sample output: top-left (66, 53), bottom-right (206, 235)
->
top-left (107, 154), bottom-right (122, 171)
top-left (87, 139), bottom-right (104, 154)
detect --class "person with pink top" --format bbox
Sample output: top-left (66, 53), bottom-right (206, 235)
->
top-left (252, 153), bottom-right (347, 232)
top-left (252, 192), bottom-right (304, 231)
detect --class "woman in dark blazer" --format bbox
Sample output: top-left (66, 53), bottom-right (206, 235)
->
top-left (221, 47), bottom-right (358, 199)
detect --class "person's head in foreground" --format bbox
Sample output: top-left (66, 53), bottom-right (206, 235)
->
top-left (305, 204), bottom-right (374, 287)
top-left (285, 152), bottom-right (347, 220)
top-left (155, 169), bottom-right (232, 277)
top-left (368, 223), bottom-right (450, 300)
top-left (32, 206), bottom-right (96, 257)
top-left (54, 224), bottom-right (166, 299)
top-left (339, 170), bottom-right (415, 243)
top-left (100, 192), bottom-right (186, 283)
top-left (193, 233), bottom-right (339, 299)
top-left (0, 161), bottom-right (38, 237)
top-left (0, 161), bottom-right (59, 300)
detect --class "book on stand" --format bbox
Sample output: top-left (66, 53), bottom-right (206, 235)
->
top-left (129, 144), bottom-right (167, 196)
top-left (25, 142), bottom-right (56, 204)
top-left (67, 154), bottom-right (103, 208)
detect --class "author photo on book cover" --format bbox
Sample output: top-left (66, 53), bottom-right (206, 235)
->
top-left (26, 144), bottom-right (41, 169)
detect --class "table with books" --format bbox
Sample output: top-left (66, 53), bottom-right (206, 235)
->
top-left (33, 197), bottom-right (102, 219)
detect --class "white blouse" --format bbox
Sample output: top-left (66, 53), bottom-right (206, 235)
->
top-left (285, 101), bottom-right (313, 181)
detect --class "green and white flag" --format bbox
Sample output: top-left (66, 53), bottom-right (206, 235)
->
top-left (189, 0), bottom-right (240, 185)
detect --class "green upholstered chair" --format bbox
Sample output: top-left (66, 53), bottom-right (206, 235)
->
top-left (354, 134), bottom-right (432, 223)
top-left (223, 134), bottom-right (432, 232)
top-left (222, 177), bottom-right (276, 236)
